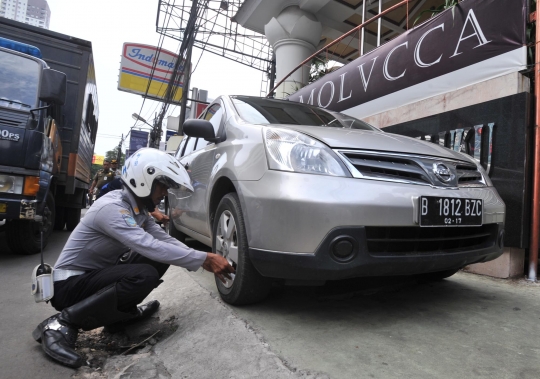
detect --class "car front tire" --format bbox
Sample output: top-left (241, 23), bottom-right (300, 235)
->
top-left (213, 193), bottom-right (271, 305)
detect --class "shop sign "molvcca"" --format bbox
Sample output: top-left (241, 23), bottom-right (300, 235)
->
top-left (288, 0), bottom-right (527, 119)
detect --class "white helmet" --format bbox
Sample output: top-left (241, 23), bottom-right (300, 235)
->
top-left (122, 148), bottom-right (193, 198)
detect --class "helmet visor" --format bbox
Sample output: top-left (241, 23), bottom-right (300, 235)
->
top-left (155, 175), bottom-right (180, 189)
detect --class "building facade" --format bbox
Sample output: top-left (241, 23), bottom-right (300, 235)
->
top-left (0, 0), bottom-right (50, 29)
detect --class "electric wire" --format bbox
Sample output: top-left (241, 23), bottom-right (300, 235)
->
top-left (151, 0), bottom-right (210, 147)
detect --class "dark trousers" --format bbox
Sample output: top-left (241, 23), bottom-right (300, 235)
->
top-left (51, 253), bottom-right (169, 313)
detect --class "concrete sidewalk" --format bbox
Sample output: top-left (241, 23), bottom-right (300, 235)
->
top-left (91, 267), bottom-right (540, 379)
top-left (92, 266), bottom-right (327, 379)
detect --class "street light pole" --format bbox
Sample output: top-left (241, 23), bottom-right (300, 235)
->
top-left (132, 112), bottom-right (158, 149)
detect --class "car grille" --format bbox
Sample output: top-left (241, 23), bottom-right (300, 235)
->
top-left (456, 164), bottom-right (484, 187)
top-left (337, 150), bottom-right (486, 188)
top-left (344, 154), bottom-right (430, 185)
top-left (365, 224), bottom-right (497, 256)
top-left (0, 109), bottom-right (27, 127)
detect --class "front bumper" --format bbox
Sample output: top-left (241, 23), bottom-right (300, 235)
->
top-left (0, 194), bottom-right (38, 221)
top-left (249, 224), bottom-right (504, 280)
top-left (237, 170), bottom-right (505, 280)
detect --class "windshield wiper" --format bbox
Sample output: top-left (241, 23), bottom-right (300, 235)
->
top-left (325, 119), bottom-right (343, 128)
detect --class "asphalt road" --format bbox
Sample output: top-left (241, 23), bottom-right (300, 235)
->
top-left (1, 220), bottom-right (540, 378)
top-left (0, 226), bottom-right (74, 379)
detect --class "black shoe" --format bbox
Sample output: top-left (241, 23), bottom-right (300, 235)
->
top-left (32, 314), bottom-right (59, 344)
top-left (103, 300), bottom-right (160, 333)
top-left (136, 300), bottom-right (160, 320)
top-left (38, 315), bottom-right (83, 368)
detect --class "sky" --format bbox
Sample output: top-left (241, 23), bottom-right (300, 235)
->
top-left (46, 0), bottom-right (265, 156)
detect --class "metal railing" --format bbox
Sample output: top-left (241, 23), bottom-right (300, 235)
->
top-left (267, 0), bottom-right (413, 98)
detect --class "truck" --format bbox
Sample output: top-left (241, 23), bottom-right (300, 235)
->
top-left (0, 18), bottom-right (99, 255)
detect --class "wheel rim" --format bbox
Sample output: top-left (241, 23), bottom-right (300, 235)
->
top-left (215, 210), bottom-right (238, 289)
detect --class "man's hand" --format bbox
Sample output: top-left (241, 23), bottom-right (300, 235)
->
top-left (150, 209), bottom-right (169, 226)
top-left (202, 253), bottom-right (235, 283)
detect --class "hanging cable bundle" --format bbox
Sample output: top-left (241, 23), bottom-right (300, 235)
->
top-left (149, 0), bottom-right (210, 148)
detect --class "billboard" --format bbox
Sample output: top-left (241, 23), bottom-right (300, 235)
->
top-left (127, 130), bottom-right (149, 158)
top-left (289, 0), bottom-right (527, 120)
top-left (118, 43), bottom-right (185, 103)
top-left (92, 155), bottom-right (104, 165)
top-left (165, 130), bottom-right (177, 141)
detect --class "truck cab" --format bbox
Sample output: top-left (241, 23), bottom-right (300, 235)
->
top-left (0, 38), bottom-right (67, 254)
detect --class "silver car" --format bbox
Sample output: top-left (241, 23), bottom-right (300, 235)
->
top-left (167, 96), bottom-right (505, 305)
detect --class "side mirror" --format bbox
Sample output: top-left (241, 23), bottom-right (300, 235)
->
top-left (39, 69), bottom-right (67, 105)
top-left (183, 119), bottom-right (217, 142)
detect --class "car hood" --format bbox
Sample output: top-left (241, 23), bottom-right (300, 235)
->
top-left (279, 124), bottom-right (471, 162)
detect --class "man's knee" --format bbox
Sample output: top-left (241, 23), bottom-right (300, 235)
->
top-left (124, 264), bottom-right (161, 287)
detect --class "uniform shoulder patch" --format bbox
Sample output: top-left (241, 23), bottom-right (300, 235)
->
top-left (119, 209), bottom-right (131, 216)
top-left (123, 215), bottom-right (138, 227)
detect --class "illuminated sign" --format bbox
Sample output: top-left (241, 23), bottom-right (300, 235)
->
top-left (118, 43), bottom-right (186, 103)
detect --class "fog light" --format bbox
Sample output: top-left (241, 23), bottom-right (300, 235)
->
top-left (330, 236), bottom-right (357, 262)
top-left (0, 175), bottom-right (24, 194)
top-left (334, 240), bottom-right (353, 257)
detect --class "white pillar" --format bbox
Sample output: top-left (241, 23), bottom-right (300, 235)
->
top-left (265, 6), bottom-right (322, 99)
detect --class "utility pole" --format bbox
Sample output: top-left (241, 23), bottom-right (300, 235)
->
top-left (149, 114), bottom-right (160, 149)
top-left (179, 43), bottom-right (193, 134)
top-left (116, 133), bottom-right (123, 163)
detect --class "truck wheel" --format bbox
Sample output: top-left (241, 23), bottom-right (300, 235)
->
top-left (165, 200), bottom-right (187, 243)
top-left (213, 193), bottom-right (271, 305)
top-left (65, 208), bottom-right (81, 231)
top-left (54, 206), bottom-right (65, 230)
top-left (6, 192), bottom-right (55, 255)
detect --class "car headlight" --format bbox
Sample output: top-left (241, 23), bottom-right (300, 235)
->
top-left (476, 163), bottom-right (493, 187)
top-left (0, 175), bottom-right (24, 194)
top-left (263, 127), bottom-right (350, 177)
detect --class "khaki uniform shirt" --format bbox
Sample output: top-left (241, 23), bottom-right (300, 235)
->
top-left (93, 169), bottom-right (116, 190)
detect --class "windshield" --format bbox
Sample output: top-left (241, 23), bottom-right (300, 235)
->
top-left (231, 96), bottom-right (379, 131)
top-left (0, 50), bottom-right (40, 110)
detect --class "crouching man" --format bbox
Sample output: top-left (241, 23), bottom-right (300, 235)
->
top-left (32, 148), bottom-right (234, 368)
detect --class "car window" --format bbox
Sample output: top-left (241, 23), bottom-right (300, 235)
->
top-left (182, 136), bottom-right (198, 156)
top-left (196, 103), bottom-right (224, 149)
top-left (231, 96), bottom-right (379, 131)
top-left (176, 136), bottom-right (188, 159)
top-left (204, 104), bottom-right (223, 136)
